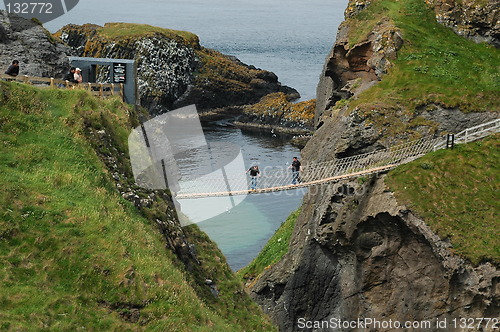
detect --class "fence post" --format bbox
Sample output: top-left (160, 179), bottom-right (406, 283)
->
top-left (120, 83), bottom-right (124, 102)
top-left (465, 129), bottom-right (469, 143)
top-left (446, 134), bottom-right (455, 149)
top-left (23, 75), bottom-right (29, 84)
top-left (111, 83), bottom-right (115, 96)
top-left (50, 78), bottom-right (54, 88)
top-left (99, 83), bottom-right (103, 97)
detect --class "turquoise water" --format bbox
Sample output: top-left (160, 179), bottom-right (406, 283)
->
top-left (196, 190), bottom-right (307, 270)
top-left (194, 123), bottom-right (306, 270)
top-left (42, 0), bottom-right (348, 100)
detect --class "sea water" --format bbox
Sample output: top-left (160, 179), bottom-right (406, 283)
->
top-left (195, 123), bottom-right (306, 270)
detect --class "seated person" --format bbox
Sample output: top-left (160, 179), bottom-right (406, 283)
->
top-left (4, 60), bottom-right (19, 77)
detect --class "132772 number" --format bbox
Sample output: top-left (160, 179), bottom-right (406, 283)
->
top-left (452, 318), bottom-right (499, 330)
top-left (6, 2), bottom-right (53, 14)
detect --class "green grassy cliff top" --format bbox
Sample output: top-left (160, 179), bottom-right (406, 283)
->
top-left (97, 22), bottom-right (200, 47)
top-left (387, 134), bottom-right (500, 265)
top-left (346, 0), bottom-right (499, 113)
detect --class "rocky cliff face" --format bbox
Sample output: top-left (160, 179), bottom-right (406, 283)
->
top-left (55, 23), bottom-right (297, 114)
top-left (314, 0), bottom-right (499, 155)
top-left (304, 104), bottom-right (498, 160)
top-left (427, 0), bottom-right (500, 48)
top-left (315, 0), bottom-right (499, 128)
top-left (250, 175), bottom-right (499, 331)
top-left (0, 11), bottom-right (72, 77)
top-left (249, 0), bottom-right (499, 330)
top-left (315, 2), bottom-right (404, 123)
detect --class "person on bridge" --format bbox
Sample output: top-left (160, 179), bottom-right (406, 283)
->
top-left (246, 165), bottom-right (260, 190)
top-left (4, 60), bottom-right (19, 77)
top-left (289, 157), bottom-right (302, 185)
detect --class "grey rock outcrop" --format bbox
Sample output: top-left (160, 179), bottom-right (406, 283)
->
top-left (0, 11), bottom-right (72, 78)
top-left (427, 0), bottom-right (500, 48)
top-left (250, 175), bottom-right (499, 331)
top-left (304, 103), bottom-right (498, 161)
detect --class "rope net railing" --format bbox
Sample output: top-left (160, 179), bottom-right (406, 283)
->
top-left (433, 118), bottom-right (500, 150)
top-left (176, 136), bottom-right (438, 198)
top-left (175, 118), bottom-right (499, 198)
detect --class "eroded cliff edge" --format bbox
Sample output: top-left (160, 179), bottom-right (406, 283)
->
top-left (248, 0), bottom-right (499, 330)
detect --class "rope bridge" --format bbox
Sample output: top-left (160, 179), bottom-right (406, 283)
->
top-left (176, 118), bottom-right (499, 199)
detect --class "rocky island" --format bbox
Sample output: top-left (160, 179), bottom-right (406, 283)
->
top-left (54, 22), bottom-right (299, 116)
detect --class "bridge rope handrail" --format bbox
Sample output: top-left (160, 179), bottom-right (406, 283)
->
top-left (175, 118), bottom-right (499, 199)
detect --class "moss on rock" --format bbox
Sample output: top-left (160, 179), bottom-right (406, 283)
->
top-left (240, 92), bottom-right (315, 131)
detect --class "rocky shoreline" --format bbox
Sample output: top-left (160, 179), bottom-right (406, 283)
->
top-left (233, 121), bottom-right (311, 136)
top-left (197, 105), bottom-right (313, 147)
top-left (229, 92), bottom-right (315, 145)
top-left (197, 92), bottom-right (316, 146)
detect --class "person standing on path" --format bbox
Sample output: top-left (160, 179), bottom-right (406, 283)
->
top-left (64, 67), bottom-right (78, 83)
top-left (74, 68), bottom-right (83, 83)
top-left (289, 157), bottom-right (301, 185)
top-left (246, 165), bottom-right (260, 190)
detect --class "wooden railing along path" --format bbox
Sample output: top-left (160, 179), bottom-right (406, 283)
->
top-left (0, 73), bottom-right (124, 101)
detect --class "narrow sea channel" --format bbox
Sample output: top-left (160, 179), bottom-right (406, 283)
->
top-left (183, 122), bottom-right (306, 271)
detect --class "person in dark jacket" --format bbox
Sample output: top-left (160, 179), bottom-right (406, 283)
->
top-left (64, 67), bottom-right (78, 83)
top-left (246, 165), bottom-right (260, 190)
top-left (4, 60), bottom-right (19, 77)
top-left (289, 157), bottom-right (301, 184)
